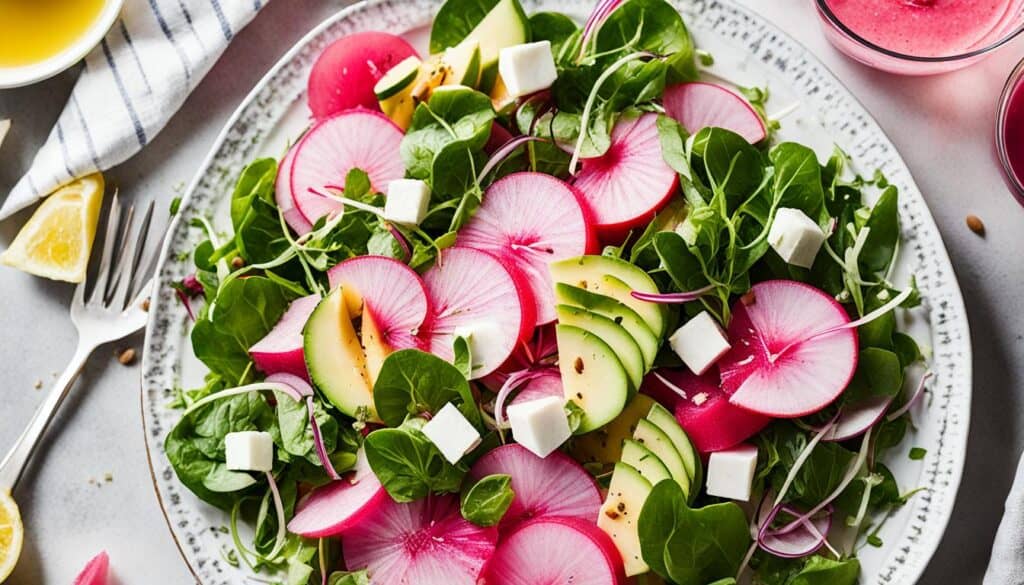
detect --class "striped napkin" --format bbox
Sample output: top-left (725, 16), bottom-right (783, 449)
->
top-left (985, 456), bottom-right (1024, 584)
top-left (0, 0), bottom-right (268, 221)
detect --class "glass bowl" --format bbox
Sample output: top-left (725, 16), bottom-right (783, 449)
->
top-left (814, 0), bottom-right (1024, 75)
top-left (998, 56), bottom-right (1024, 204)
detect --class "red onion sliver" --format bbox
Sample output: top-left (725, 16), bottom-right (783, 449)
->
top-left (266, 373), bottom-right (314, 401)
top-left (307, 396), bottom-right (341, 480)
top-left (887, 371), bottom-right (933, 422)
top-left (631, 285), bottom-right (715, 304)
top-left (479, 135), bottom-right (546, 180)
top-left (757, 502), bottom-right (832, 558)
top-left (494, 369), bottom-right (548, 428)
top-left (386, 223), bottom-right (413, 263)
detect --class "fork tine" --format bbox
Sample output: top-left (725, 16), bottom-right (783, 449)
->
top-left (125, 200), bottom-right (155, 299)
top-left (73, 280), bottom-right (86, 308)
top-left (109, 212), bottom-right (143, 311)
top-left (88, 192), bottom-right (121, 305)
top-left (103, 203), bottom-right (135, 306)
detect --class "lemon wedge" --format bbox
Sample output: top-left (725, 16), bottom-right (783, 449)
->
top-left (1, 173), bottom-right (104, 283)
top-left (0, 488), bottom-right (23, 582)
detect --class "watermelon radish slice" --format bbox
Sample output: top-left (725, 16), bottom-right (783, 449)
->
top-left (469, 444), bottom-right (602, 533)
top-left (420, 247), bottom-right (536, 378)
top-left (663, 82), bottom-right (767, 144)
top-left (343, 495), bottom-right (498, 584)
top-left (288, 471), bottom-right (389, 537)
top-left (572, 113), bottom-right (678, 238)
top-left (250, 294), bottom-right (320, 381)
top-left (648, 368), bottom-right (770, 454)
top-left (481, 516), bottom-right (626, 585)
top-left (718, 280), bottom-right (858, 418)
top-left (275, 145), bottom-right (312, 235)
top-left (307, 32), bottom-right (419, 119)
top-left (458, 172), bottom-right (597, 324)
top-left (289, 109), bottom-right (405, 226)
top-left (72, 551), bottom-right (109, 585)
top-left (327, 256), bottom-right (432, 351)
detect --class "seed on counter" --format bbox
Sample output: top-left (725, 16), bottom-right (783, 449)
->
top-left (103, 472), bottom-right (113, 483)
top-left (117, 348), bottom-right (137, 365)
top-left (965, 214), bottom-right (985, 236)
top-left (33, 379), bottom-right (42, 390)
top-left (141, 298), bottom-right (150, 312)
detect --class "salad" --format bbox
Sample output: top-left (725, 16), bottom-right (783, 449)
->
top-left (163, 0), bottom-right (929, 583)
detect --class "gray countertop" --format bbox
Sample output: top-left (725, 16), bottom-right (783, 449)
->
top-left (1, 1), bottom-right (1021, 583)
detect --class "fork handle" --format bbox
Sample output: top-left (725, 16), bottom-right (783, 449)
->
top-left (0, 343), bottom-right (94, 491)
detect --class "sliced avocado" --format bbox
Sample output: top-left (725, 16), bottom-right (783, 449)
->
top-left (634, 419), bottom-right (690, 499)
top-left (556, 304), bottom-right (645, 391)
top-left (647, 403), bottom-right (702, 497)
top-left (556, 324), bottom-right (629, 434)
top-left (360, 307), bottom-right (391, 384)
top-left (374, 55), bottom-right (422, 100)
top-left (621, 439), bottom-right (672, 486)
top-left (442, 40), bottom-right (482, 87)
top-left (462, 0), bottom-right (530, 91)
top-left (597, 462), bottom-right (653, 577)
top-left (568, 394), bottom-right (656, 468)
top-left (550, 255), bottom-right (666, 337)
top-left (555, 283), bottom-right (658, 369)
top-left (304, 287), bottom-right (377, 420)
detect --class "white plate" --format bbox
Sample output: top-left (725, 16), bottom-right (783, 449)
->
top-left (141, 1), bottom-right (973, 583)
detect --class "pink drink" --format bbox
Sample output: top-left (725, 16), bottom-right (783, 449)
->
top-left (825, 0), bottom-right (1013, 57)
top-left (1002, 73), bottom-right (1024, 194)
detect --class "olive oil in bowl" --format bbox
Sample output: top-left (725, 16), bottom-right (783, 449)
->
top-left (0, 0), bottom-right (108, 67)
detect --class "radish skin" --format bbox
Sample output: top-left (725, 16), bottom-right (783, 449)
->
top-left (307, 32), bottom-right (419, 118)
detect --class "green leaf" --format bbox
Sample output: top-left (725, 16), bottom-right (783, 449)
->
top-left (909, 447), bottom-right (927, 460)
top-left (844, 348), bottom-right (904, 402)
top-left (860, 186), bottom-right (900, 274)
top-left (453, 335), bottom-right (473, 380)
top-left (638, 480), bottom-right (750, 584)
top-left (191, 276), bottom-right (301, 383)
top-left (429, 0), bottom-right (528, 54)
top-left (372, 349), bottom-right (481, 428)
top-left (656, 114), bottom-right (691, 177)
top-left (653, 231), bottom-right (708, 292)
top-left (363, 419), bottom-right (466, 502)
top-left (529, 11), bottom-right (578, 58)
top-left (327, 570), bottom-right (370, 585)
top-left (275, 391), bottom-right (340, 466)
top-left (595, 0), bottom-right (696, 82)
top-left (691, 127), bottom-right (764, 211)
top-left (460, 474), bottom-right (514, 526)
top-left (788, 556), bottom-right (860, 585)
top-left (769, 143), bottom-right (826, 223)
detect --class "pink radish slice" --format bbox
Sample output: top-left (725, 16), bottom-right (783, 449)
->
top-left (72, 551), bottom-right (109, 585)
top-left (652, 368), bottom-right (771, 454)
top-left (288, 472), bottom-right (389, 537)
top-left (420, 247), bottom-right (535, 379)
top-left (719, 280), bottom-right (858, 418)
top-left (458, 172), bottom-right (597, 324)
top-left (276, 145), bottom-right (313, 235)
top-left (510, 369), bottom-right (563, 405)
top-left (290, 109), bottom-right (405, 226)
top-left (663, 82), bottom-right (767, 144)
top-left (572, 113), bottom-right (678, 239)
top-left (481, 323), bottom-right (559, 392)
top-left (327, 256), bottom-right (432, 350)
top-left (469, 444), bottom-right (602, 533)
top-left (481, 516), bottom-right (626, 585)
top-left (822, 397), bottom-right (892, 442)
top-left (307, 32), bottom-right (419, 119)
top-left (343, 495), bottom-right (498, 584)
top-left (250, 294), bottom-right (321, 381)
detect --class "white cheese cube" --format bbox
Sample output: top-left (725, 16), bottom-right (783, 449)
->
top-left (767, 208), bottom-right (826, 269)
top-left (498, 41), bottom-right (558, 99)
top-left (422, 402), bottom-right (482, 464)
top-left (706, 444), bottom-right (759, 501)
top-left (669, 311), bottom-right (731, 375)
top-left (225, 431), bottom-right (274, 472)
top-left (384, 179), bottom-right (431, 226)
top-left (507, 396), bottom-right (571, 458)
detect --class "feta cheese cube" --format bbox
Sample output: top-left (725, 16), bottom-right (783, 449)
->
top-left (767, 208), bottom-right (826, 269)
top-left (669, 311), bottom-right (731, 375)
top-left (507, 396), bottom-right (571, 458)
top-left (706, 444), bottom-right (759, 501)
top-left (498, 41), bottom-right (558, 99)
top-left (422, 402), bottom-right (482, 464)
top-left (384, 179), bottom-right (431, 226)
top-left (225, 431), bottom-right (274, 472)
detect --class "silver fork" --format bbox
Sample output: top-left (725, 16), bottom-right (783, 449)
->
top-left (0, 193), bottom-right (164, 491)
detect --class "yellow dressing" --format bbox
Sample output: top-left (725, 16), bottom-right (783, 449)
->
top-left (0, 0), bottom-right (106, 67)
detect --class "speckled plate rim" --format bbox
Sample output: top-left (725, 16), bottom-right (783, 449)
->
top-left (140, 1), bottom-right (973, 583)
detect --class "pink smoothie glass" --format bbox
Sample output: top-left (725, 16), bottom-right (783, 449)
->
top-left (998, 57), bottom-right (1024, 203)
top-left (815, 0), bottom-right (1024, 75)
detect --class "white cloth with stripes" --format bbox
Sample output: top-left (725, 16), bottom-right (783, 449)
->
top-left (0, 0), bottom-right (268, 220)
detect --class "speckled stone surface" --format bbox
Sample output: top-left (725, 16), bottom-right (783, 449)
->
top-left (0, 1), bottom-right (1020, 584)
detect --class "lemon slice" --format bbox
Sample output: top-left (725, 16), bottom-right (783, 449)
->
top-left (0, 173), bottom-right (104, 283)
top-left (0, 488), bottom-right (23, 582)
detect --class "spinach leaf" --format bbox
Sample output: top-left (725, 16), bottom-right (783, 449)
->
top-left (231, 158), bottom-right (291, 265)
top-left (191, 275), bottom-right (301, 383)
top-left (529, 11), bottom-right (578, 59)
top-left (327, 571), bottom-right (369, 585)
top-left (844, 348), bottom-right (903, 402)
top-left (363, 418), bottom-right (466, 502)
top-left (453, 335), bottom-right (473, 380)
top-left (639, 480), bottom-right (750, 584)
top-left (787, 556), bottom-right (860, 585)
top-left (656, 114), bottom-right (691, 177)
top-left (275, 391), bottom-right (339, 465)
top-left (372, 349), bottom-right (481, 428)
top-left (165, 392), bottom-right (277, 509)
top-left (595, 0), bottom-right (697, 82)
top-left (460, 474), bottom-right (514, 526)
top-left (769, 143), bottom-right (826, 223)
top-left (760, 423), bottom-right (856, 507)
top-left (859, 185), bottom-right (900, 274)
top-left (429, 0), bottom-right (529, 54)
top-left (691, 127), bottom-right (764, 209)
